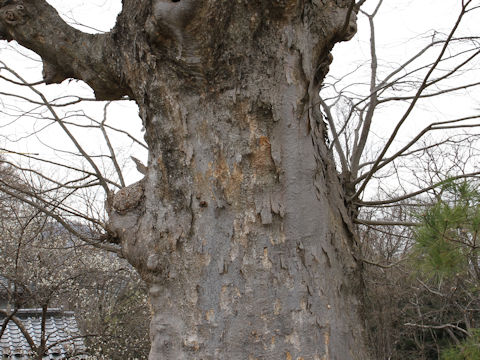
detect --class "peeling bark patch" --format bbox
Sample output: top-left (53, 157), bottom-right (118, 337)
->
top-left (255, 194), bottom-right (273, 225)
top-left (321, 327), bottom-right (331, 360)
top-left (251, 136), bottom-right (276, 181)
top-left (286, 331), bottom-right (301, 350)
top-left (220, 285), bottom-right (241, 314)
top-left (255, 191), bottom-right (285, 225)
top-left (262, 247), bottom-right (273, 270)
top-left (274, 299), bottom-right (282, 315)
top-left (212, 151), bottom-right (244, 206)
top-left (205, 309), bottom-right (215, 323)
top-left (232, 211), bottom-right (255, 248)
top-left (270, 190), bottom-right (285, 217)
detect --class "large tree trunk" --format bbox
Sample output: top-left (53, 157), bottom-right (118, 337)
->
top-left (1, 0), bottom-right (368, 358)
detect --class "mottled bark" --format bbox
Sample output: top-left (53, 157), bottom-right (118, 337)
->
top-left (1, 0), bottom-right (369, 358)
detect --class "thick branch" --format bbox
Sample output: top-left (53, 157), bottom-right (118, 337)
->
top-left (0, 0), bottom-right (128, 100)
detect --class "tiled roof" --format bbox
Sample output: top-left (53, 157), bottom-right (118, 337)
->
top-left (0, 276), bottom-right (9, 295)
top-left (0, 308), bottom-right (88, 359)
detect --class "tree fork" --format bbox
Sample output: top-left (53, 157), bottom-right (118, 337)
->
top-left (1, 0), bottom-right (369, 358)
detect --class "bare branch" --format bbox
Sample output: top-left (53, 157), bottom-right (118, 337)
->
top-left (354, 218), bottom-right (418, 227)
top-left (0, 182), bottom-right (121, 254)
top-left (351, 2), bottom-right (474, 200)
top-left (404, 322), bottom-right (469, 336)
top-left (358, 172), bottom-right (480, 207)
top-left (3, 65), bottom-right (112, 196)
top-left (354, 115), bottom-right (480, 184)
top-left (350, 4), bottom-right (381, 178)
top-left (100, 102), bottom-right (126, 188)
top-left (360, 256), bottom-right (405, 269)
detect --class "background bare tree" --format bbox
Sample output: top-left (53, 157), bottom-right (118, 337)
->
top-left (321, 0), bottom-right (480, 210)
top-left (318, 1), bottom-right (480, 358)
top-left (0, 159), bottom-right (150, 358)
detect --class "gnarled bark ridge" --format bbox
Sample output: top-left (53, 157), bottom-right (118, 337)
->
top-left (1, 0), bottom-right (369, 358)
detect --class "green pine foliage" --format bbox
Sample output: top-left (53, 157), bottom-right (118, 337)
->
top-left (414, 181), bottom-right (480, 278)
top-left (411, 180), bottom-right (480, 358)
top-left (441, 329), bottom-right (480, 360)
